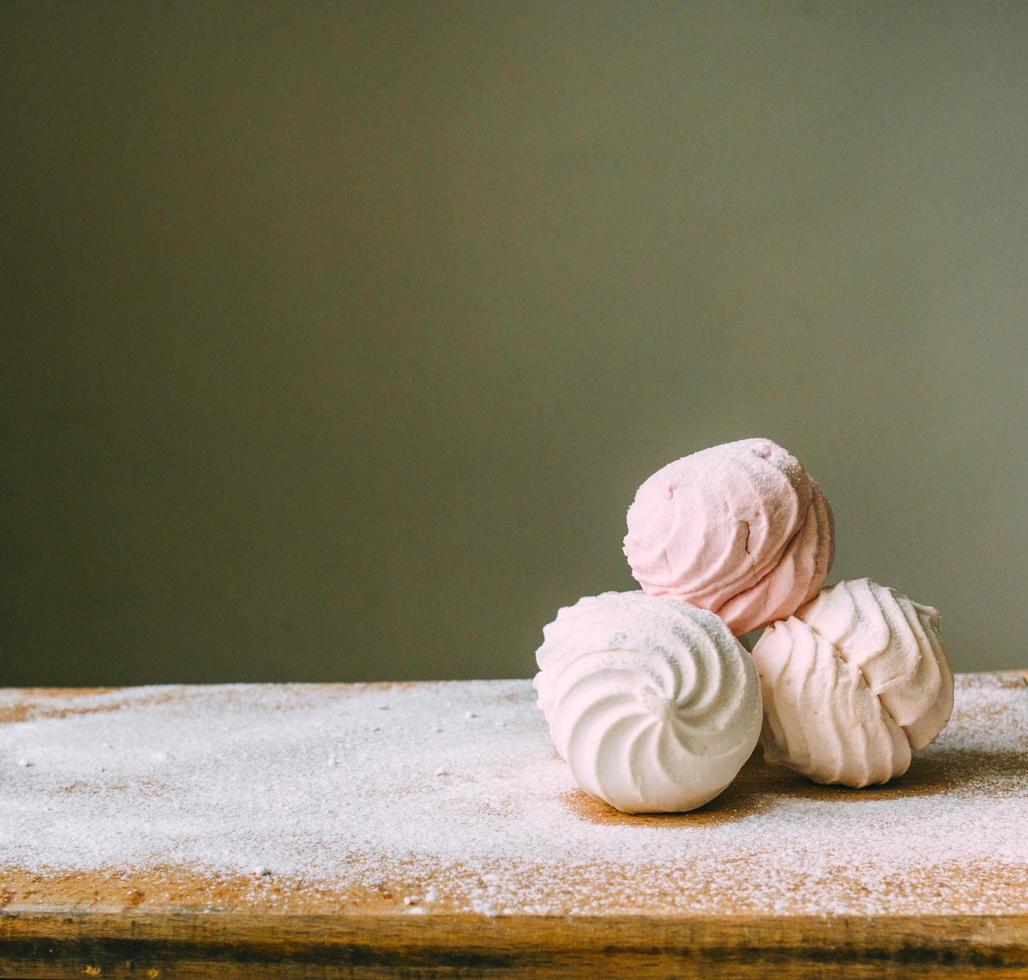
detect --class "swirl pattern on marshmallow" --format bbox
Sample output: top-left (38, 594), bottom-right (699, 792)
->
top-left (623, 438), bottom-right (834, 635)
top-left (751, 579), bottom-right (954, 787)
top-left (533, 591), bottom-right (762, 813)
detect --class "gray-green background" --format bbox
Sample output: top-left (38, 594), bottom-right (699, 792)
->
top-left (4, 1), bottom-right (1026, 685)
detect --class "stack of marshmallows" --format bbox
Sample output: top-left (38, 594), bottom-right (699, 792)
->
top-left (533, 438), bottom-right (954, 813)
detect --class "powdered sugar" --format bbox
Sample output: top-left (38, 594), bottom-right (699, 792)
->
top-left (0, 674), bottom-right (1025, 916)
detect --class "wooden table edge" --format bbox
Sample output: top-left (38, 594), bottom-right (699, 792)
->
top-left (2, 910), bottom-right (1026, 977)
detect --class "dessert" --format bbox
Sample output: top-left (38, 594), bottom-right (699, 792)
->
top-left (533, 591), bottom-right (762, 813)
top-left (750, 578), bottom-right (955, 787)
top-left (623, 437), bottom-right (834, 634)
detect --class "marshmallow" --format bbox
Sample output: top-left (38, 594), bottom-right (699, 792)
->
top-left (534, 591), bottom-right (762, 813)
top-left (624, 438), bottom-right (834, 634)
top-left (751, 579), bottom-right (954, 787)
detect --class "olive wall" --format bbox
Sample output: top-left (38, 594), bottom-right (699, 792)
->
top-left (4, 1), bottom-right (1026, 683)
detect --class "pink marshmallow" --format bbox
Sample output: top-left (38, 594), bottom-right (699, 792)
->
top-left (624, 438), bottom-right (834, 634)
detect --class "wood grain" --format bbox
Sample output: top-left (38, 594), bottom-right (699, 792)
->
top-left (2, 910), bottom-right (1026, 978)
top-left (1, 671), bottom-right (1025, 978)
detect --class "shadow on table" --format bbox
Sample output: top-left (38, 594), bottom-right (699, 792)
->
top-left (561, 745), bottom-right (1022, 827)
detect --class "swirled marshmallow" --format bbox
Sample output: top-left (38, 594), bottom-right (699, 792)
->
top-left (623, 438), bottom-right (834, 634)
top-left (751, 578), bottom-right (954, 787)
top-left (533, 591), bottom-right (762, 813)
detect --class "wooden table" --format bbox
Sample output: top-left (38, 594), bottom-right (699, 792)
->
top-left (1, 671), bottom-right (1025, 977)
